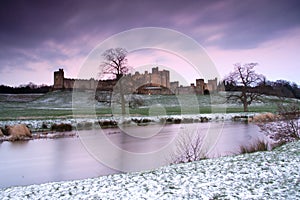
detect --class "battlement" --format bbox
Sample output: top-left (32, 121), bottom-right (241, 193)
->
top-left (53, 67), bottom-right (218, 94)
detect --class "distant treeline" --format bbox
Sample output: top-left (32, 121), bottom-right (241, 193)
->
top-left (0, 82), bottom-right (52, 94)
top-left (1, 79), bottom-right (299, 99)
top-left (224, 79), bottom-right (300, 99)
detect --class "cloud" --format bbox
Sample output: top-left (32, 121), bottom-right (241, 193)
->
top-left (0, 0), bottom-right (300, 86)
top-left (170, 0), bottom-right (300, 49)
top-left (206, 27), bottom-right (300, 84)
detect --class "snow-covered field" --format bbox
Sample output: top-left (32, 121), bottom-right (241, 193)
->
top-left (1, 140), bottom-right (299, 199)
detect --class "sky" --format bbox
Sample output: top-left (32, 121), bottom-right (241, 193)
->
top-left (1, 0), bottom-right (300, 87)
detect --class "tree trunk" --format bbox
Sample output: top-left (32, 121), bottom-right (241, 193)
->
top-left (121, 93), bottom-right (126, 116)
top-left (243, 101), bottom-right (248, 112)
top-left (242, 91), bottom-right (248, 112)
top-left (118, 78), bottom-right (126, 116)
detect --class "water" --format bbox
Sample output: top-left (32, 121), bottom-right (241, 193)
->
top-left (0, 137), bottom-right (118, 188)
top-left (0, 122), bottom-right (263, 188)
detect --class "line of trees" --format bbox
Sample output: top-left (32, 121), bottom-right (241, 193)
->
top-left (224, 78), bottom-right (300, 99)
top-left (0, 82), bottom-right (52, 94)
top-left (223, 63), bottom-right (300, 112)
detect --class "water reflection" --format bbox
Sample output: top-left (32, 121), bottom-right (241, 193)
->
top-left (0, 122), bottom-right (264, 188)
top-left (209, 122), bottom-right (263, 157)
top-left (5, 140), bottom-right (29, 148)
top-left (0, 138), bottom-right (118, 189)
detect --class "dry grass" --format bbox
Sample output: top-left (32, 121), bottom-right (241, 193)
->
top-left (239, 140), bottom-right (268, 154)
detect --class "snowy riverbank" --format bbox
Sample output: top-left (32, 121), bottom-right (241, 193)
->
top-left (0, 113), bottom-right (257, 142)
top-left (0, 112), bottom-right (256, 130)
top-left (1, 140), bottom-right (299, 199)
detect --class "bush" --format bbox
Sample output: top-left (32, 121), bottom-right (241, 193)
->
top-left (41, 123), bottom-right (48, 129)
top-left (99, 120), bottom-right (118, 128)
top-left (142, 118), bottom-right (152, 123)
top-left (239, 140), bottom-right (268, 154)
top-left (170, 129), bottom-right (206, 164)
top-left (256, 101), bottom-right (299, 145)
top-left (166, 118), bottom-right (173, 123)
top-left (200, 117), bottom-right (209, 122)
top-left (51, 123), bottom-right (72, 132)
top-left (129, 96), bottom-right (144, 108)
top-left (0, 127), bottom-right (8, 136)
top-left (174, 118), bottom-right (181, 124)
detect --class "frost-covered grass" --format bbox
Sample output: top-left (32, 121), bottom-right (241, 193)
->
top-left (1, 140), bottom-right (299, 199)
top-left (0, 91), bottom-right (293, 120)
top-left (0, 112), bottom-right (257, 132)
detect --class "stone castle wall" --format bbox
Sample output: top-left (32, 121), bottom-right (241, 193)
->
top-left (53, 69), bottom-right (117, 91)
top-left (53, 67), bottom-right (218, 94)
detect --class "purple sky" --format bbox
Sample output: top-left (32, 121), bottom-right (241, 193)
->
top-left (1, 0), bottom-right (300, 86)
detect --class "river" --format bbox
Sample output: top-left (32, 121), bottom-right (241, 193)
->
top-left (0, 121), bottom-right (263, 188)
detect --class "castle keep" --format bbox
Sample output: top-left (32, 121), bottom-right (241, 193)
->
top-left (53, 67), bottom-right (218, 95)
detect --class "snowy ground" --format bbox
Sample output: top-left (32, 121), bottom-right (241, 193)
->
top-left (1, 140), bottom-right (299, 199)
top-left (0, 112), bottom-right (256, 132)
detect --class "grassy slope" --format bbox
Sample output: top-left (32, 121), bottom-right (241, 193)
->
top-left (0, 91), bottom-right (298, 120)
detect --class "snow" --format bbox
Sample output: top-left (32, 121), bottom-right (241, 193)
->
top-left (1, 140), bottom-right (299, 199)
top-left (0, 113), bottom-right (258, 131)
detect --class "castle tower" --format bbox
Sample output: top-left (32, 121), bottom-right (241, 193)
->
top-left (152, 67), bottom-right (159, 74)
top-left (207, 77), bottom-right (218, 92)
top-left (195, 79), bottom-right (205, 95)
top-left (196, 79), bottom-right (205, 89)
top-left (53, 69), bottom-right (64, 90)
top-left (162, 70), bottom-right (170, 88)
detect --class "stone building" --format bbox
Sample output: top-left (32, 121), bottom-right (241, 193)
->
top-left (53, 67), bottom-right (218, 95)
top-left (53, 68), bottom-right (117, 91)
top-left (170, 78), bottom-right (218, 95)
top-left (128, 67), bottom-right (171, 94)
top-left (207, 78), bottom-right (218, 92)
top-left (53, 69), bottom-right (65, 90)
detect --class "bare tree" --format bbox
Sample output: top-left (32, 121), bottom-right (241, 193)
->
top-left (170, 129), bottom-right (206, 164)
top-left (224, 63), bottom-right (265, 112)
top-left (100, 48), bottom-right (130, 80)
top-left (257, 100), bottom-right (300, 145)
top-left (100, 48), bottom-right (131, 115)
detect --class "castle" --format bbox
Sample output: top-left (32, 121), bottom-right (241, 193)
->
top-left (53, 69), bottom-right (116, 91)
top-left (53, 67), bottom-right (218, 95)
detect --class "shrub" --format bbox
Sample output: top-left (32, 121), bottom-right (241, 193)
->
top-left (200, 117), bottom-right (209, 122)
top-left (99, 120), bottom-right (118, 128)
top-left (41, 123), bottom-right (48, 129)
top-left (166, 118), bottom-right (173, 123)
top-left (51, 123), bottom-right (72, 132)
top-left (129, 95), bottom-right (144, 108)
top-left (170, 129), bottom-right (206, 164)
top-left (4, 124), bottom-right (32, 140)
top-left (0, 127), bottom-right (8, 136)
top-left (252, 113), bottom-right (278, 123)
top-left (142, 118), bottom-right (152, 123)
top-left (239, 140), bottom-right (268, 154)
top-left (0, 128), bottom-right (4, 137)
top-left (174, 118), bottom-right (181, 124)
top-left (256, 101), bottom-right (299, 145)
